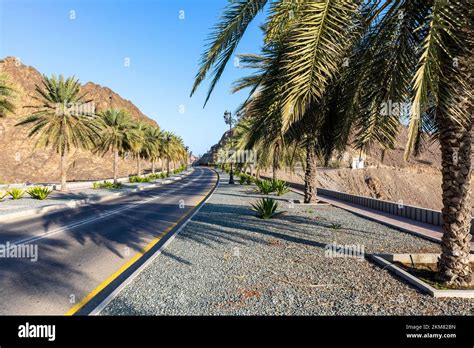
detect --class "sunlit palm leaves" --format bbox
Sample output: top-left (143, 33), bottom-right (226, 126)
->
top-left (16, 74), bottom-right (100, 155)
top-left (278, 0), bottom-right (360, 130)
top-left (190, 0), bottom-right (268, 106)
top-left (95, 108), bottom-right (137, 183)
top-left (405, 0), bottom-right (472, 159)
top-left (96, 108), bottom-right (136, 156)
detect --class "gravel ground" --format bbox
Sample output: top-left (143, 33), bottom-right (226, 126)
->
top-left (101, 171), bottom-right (474, 315)
top-left (0, 174), bottom-right (187, 216)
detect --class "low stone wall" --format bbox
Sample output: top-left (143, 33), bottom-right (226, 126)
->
top-left (316, 188), bottom-right (474, 234)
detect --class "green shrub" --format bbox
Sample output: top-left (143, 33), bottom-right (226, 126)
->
top-left (328, 222), bottom-right (343, 230)
top-left (93, 181), bottom-right (123, 189)
top-left (239, 175), bottom-right (247, 185)
top-left (148, 173), bottom-right (160, 180)
top-left (0, 191), bottom-right (7, 201)
top-left (7, 188), bottom-right (25, 200)
top-left (27, 186), bottom-right (52, 200)
top-left (129, 176), bottom-right (150, 183)
top-left (251, 198), bottom-right (282, 219)
top-left (272, 179), bottom-right (289, 196)
top-left (160, 172), bottom-right (166, 179)
top-left (256, 179), bottom-right (274, 194)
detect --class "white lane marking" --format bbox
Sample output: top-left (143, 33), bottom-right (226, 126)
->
top-left (12, 169), bottom-right (206, 246)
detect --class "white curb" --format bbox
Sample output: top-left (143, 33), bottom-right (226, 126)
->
top-left (0, 169), bottom-right (194, 223)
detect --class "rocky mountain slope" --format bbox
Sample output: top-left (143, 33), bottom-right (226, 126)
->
top-left (0, 57), bottom-right (158, 184)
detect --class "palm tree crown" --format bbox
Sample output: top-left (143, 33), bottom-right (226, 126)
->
top-left (16, 74), bottom-right (101, 190)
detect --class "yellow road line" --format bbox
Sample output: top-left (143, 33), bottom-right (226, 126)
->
top-left (65, 172), bottom-right (216, 316)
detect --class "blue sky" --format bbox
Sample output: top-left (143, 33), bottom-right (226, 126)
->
top-left (0, 0), bottom-right (265, 155)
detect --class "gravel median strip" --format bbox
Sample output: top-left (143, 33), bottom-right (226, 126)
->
top-left (100, 171), bottom-right (474, 315)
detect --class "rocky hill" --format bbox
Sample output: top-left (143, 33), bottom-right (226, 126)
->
top-left (0, 56), bottom-right (159, 184)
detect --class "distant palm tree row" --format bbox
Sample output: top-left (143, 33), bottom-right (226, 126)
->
top-left (191, 1), bottom-right (473, 286)
top-left (2, 74), bottom-right (188, 191)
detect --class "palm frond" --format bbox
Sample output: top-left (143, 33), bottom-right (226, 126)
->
top-left (190, 0), bottom-right (268, 106)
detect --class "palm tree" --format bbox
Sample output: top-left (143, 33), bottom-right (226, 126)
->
top-left (16, 74), bottom-right (101, 191)
top-left (344, 1), bottom-right (472, 286)
top-left (0, 73), bottom-right (15, 117)
top-left (192, 0), bottom-right (473, 285)
top-left (95, 108), bottom-right (136, 184)
top-left (160, 131), bottom-right (186, 174)
top-left (161, 131), bottom-right (177, 175)
top-left (129, 121), bottom-right (148, 175)
top-left (141, 126), bottom-right (161, 174)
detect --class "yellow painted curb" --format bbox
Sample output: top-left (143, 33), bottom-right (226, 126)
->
top-left (65, 170), bottom-right (216, 316)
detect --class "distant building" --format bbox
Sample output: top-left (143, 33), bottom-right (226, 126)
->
top-left (351, 157), bottom-right (365, 169)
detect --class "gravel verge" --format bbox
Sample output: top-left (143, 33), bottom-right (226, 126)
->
top-left (101, 171), bottom-right (474, 315)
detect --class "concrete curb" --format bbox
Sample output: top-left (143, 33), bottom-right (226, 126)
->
top-left (369, 254), bottom-right (474, 298)
top-left (88, 168), bottom-right (220, 315)
top-left (0, 169), bottom-right (194, 223)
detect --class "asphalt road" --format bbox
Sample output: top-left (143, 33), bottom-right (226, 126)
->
top-left (0, 167), bottom-right (217, 315)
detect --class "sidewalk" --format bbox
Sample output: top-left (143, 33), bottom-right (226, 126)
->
top-left (289, 187), bottom-right (474, 251)
top-left (0, 169), bottom-right (193, 222)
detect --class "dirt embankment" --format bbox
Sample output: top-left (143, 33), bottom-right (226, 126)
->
top-left (263, 165), bottom-right (449, 211)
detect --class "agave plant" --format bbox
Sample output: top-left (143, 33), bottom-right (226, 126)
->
top-left (251, 197), bottom-right (282, 219)
top-left (272, 179), bottom-right (289, 196)
top-left (7, 188), bottom-right (25, 200)
top-left (239, 174), bottom-right (248, 185)
top-left (245, 175), bottom-right (254, 185)
top-left (0, 191), bottom-right (7, 201)
top-left (27, 186), bottom-right (52, 200)
top-left (256, 179), bottom-right (274, 194)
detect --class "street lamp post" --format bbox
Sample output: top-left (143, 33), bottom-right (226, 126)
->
top-left (185, 146), bottom-right (189, 169)
top-left (223, 110), bottom-right (235, 184)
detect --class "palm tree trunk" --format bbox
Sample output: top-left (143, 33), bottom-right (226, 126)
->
top-left (113, 149), bottom-right (119, 184)
top-left (152, 160), bottom-right (156, 174)
top-left (167, 157), bottom-right (170, 175)
top-left (272, 141), bottom-right (280, 181)
top-left (136, 156), bottom-right (141, 176)
top-left (304, 142), bottom-right (317, 203)
top-left (60, 148), bottom-right (68, 192)
top-left (437, 114), bottom-right (472, 286)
